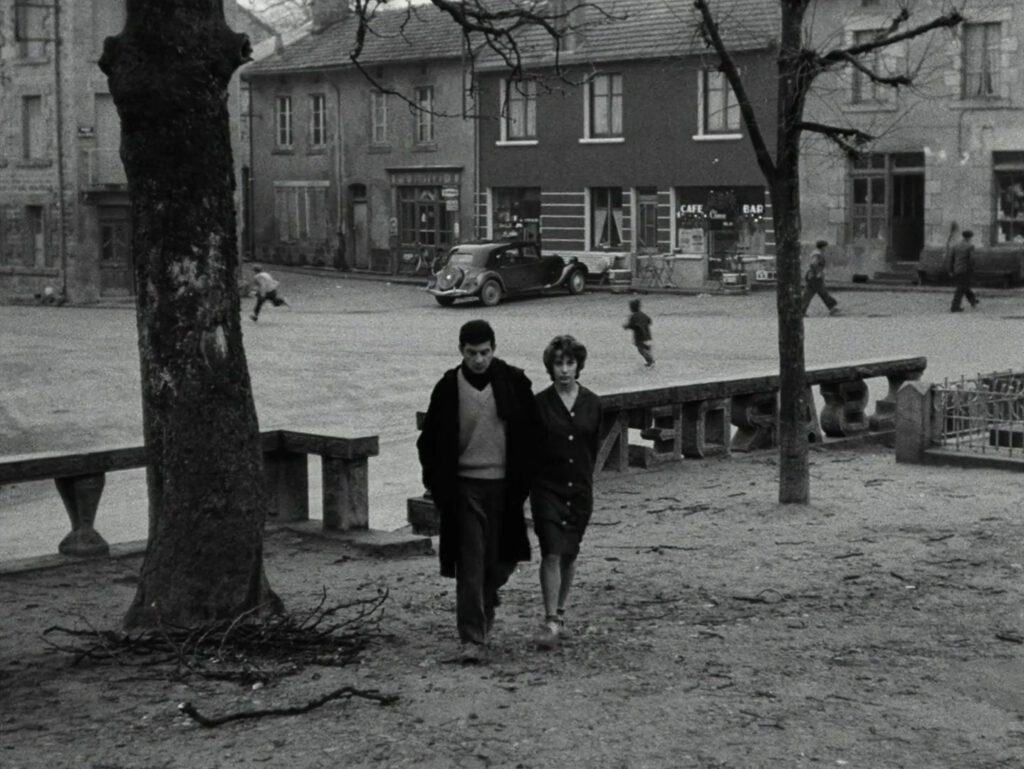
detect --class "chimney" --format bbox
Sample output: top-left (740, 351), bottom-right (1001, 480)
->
top-left (311, 0), bottom-right (349, 32)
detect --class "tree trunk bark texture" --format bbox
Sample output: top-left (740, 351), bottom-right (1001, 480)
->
top-left (100, 1), bottom-right (280, 628)
top-left (773, 2), bottom-right (812, 504)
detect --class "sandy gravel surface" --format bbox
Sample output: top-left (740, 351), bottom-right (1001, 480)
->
top-left (2, 444), bottom-right (1023, 768)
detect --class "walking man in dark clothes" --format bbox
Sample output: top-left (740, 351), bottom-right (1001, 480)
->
top-left (802, 240), bottom-right (840, 316)
top-left (417, 320), bottom-right (540, 662)
top-left (949, 230), bottom-right (979, 312)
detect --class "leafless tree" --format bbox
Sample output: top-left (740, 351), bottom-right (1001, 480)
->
top-left (100, 0), bottom-right (281, 628)
top-left (693, 0), bottom-right (962, 503)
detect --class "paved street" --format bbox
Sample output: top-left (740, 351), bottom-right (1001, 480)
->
top-left (2, 272), bottom-right (1023, 560)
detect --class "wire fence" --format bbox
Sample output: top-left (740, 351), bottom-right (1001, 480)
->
top-left (935, 370), bottom-right (1024, 455)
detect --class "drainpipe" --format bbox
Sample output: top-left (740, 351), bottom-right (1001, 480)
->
top-left (247, 82), bottom-right (256, 262)
top-left (53, 0), bottom-right (69, 299)
top-left (330, 76), bottom-right (347, 269)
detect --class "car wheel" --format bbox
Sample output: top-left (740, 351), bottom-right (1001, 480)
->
top-left (479, 280), bottom-right (503, 307)
top-left (435, 296), bottom-right (456, 307)
top-left (567, 269), bottom-right (586, 295)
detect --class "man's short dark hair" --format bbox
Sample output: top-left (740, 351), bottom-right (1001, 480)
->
top-left (629, 298), bottom-right (642, 312)
top-left (459, 319), bottom-right (495, 348)
top-left (815, 240), bottom-right (828, 249)
top-left (543, 335), bottom-right (588, 379)
top-left (962, 230), bottom-right (974, 239)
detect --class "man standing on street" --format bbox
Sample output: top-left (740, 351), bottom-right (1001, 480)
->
top-left (802, 239), bottom-right (840, 317)
top-left (949, 229), bottom-right (979, 313)
top-left (417, 320), bottom-right (539, 662)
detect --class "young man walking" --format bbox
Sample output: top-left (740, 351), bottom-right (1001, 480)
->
top-left (802, 240), bottom-right (840, 317)
top-left (250, 264), bottom-right (289, 321)
top-left (417, 320), bottom-right (539, 662)
top-left (949, 230), bottom-right (979, 312)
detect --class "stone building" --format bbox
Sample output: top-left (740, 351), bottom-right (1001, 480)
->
top-left (0, 0), bottom-right (274, 302)
top-left (800, 0), bottom-right (1024, 280)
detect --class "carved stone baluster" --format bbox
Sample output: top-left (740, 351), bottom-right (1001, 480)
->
top-left (869, 370), bottom-right (923, 431)
top-left (55, 473), bottom-right (110, 557)
top-left (730, 392), bottom-right (778, 452)
top-left (681, 398), bottom-right (731, 458)
top-left (819, 380), bottom-right (869, 437)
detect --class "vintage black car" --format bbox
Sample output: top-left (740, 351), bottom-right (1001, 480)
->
top-left (426, 241), bottom-right (587, 307)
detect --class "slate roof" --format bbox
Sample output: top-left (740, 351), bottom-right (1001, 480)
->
top-left (242, 0), bottom-right (779, 78)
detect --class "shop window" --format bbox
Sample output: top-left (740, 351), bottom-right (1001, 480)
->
top-left (994, 153), bottom-right (1024, 244)
top-left (962, 22), bottom-right (1001, 99)
top-left (371, 91), bottom-right (388, 145)
top-left (275, 96), bottom-right (293, 149)
top-left (591, 187), bottom-right (623, 250)
top-left (492, 187), bottom-right (541, 242)
top-left (397, 186), bottom-right (453, 252)
top-left (273, 183), bottom-right (329, 242)
top-left (851, 29), bottom-right (897, 105)
top-left (309, 93), bottom-right (327, 149)
top-left (586, 74), bottom-right (622, 138)
top-left (502, 80), bottom-right (537, 141)
top-left (701, 70), bottom-right (739, 134)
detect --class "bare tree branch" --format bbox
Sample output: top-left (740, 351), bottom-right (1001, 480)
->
top-left (795, 120), bottom-right (872, 158)
top-left (816, 10), bottom-right (963, 71)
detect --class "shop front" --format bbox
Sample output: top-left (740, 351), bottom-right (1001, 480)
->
top-left (388, 167), bottom-right (462, 275)
top-left (674, 186), bottom-right (769, 279)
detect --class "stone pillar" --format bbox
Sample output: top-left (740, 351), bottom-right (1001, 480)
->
top-left (896, 380), bottom-right (935, 463)
top-left (56, 474), bottom-right (110, 557)
top-left (322, 457), bottom-right (369, 531)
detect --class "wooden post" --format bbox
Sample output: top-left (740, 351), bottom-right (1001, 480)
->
top-left (262, 449), bottom-right (309, 522)
top-left (596, 411), bottom-right (629, 472)
top-left (322, 457), bottom-right (369, 531)
top-left (55, 473), bottom-right (110, 557)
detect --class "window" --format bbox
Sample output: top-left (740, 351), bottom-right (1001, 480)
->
top-left (16, 0), bottom-right (49, 59)
top-left (588, 74), bottom-right (622, 138)
top-left (962, 22), bottom-right (1001, 98)
top-left (994, 152), bottom-right (1024, 244)
top-left (22, 96), bottom-right (45, 160)
top-left (591, 188), bottom-right (623, 249)
top-left (275, 96), bottom-right (292, 148)
top-left (273, 183), bottom-right (329, 242)
top-left (636, 189), bottom-right (660, 253)
top-left (415, 86), bottom-right (435, 144)
top-left (309, 94), bottom-right (327, 148)
top-left (0, 205), bottom-right (47, 267)
top-left (503, 80), bottom-right (537, 141)
top-left (492, 187), bottom-right (541, 242)
top-left (702, 70), bottom-right (740, 133)
top-left (371, 91), bottom-right (388, 144)
top-left (850, 154), bottom-right (887, 240)
top-left (851, 30), bottom-right (896, 104)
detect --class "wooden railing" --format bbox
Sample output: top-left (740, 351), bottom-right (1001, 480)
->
top-left (0, 430), bottom-right (379, 559)
top-left (408, 356), bottom-right (926, 534)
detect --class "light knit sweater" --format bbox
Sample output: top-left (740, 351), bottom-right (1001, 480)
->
top-left (457, 369), bottom-right (507, 479)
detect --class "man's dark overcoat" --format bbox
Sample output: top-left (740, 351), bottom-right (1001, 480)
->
top-left (417, 358), bottom-right (537, 578)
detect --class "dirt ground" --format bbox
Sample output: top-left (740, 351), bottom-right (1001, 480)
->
top-left (2, 444), bottom-right (1023, 769)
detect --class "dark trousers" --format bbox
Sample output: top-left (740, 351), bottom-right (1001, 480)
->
top-left (455, 478), bottom-right (515, 645)
top-left (951, 272), bottom-right (977, 311)
top-left (802, 278), bottom-right (837, 314)
top-left (254, 290), bottom-right (286, 317)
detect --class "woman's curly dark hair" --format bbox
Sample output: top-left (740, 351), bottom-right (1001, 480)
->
top-left (542, 335), bottom-right (587, 380)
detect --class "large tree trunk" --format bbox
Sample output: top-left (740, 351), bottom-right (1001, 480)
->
top-left (100, 0), bottom-right (281, 628)
top-left (773, 1), bottom-right (811, 504)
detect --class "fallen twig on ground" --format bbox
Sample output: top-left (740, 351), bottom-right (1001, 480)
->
top-left (178, 685), bottom-right (399, 727)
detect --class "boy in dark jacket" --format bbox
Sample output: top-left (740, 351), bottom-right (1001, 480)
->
top-left (623, 298), bottom-right (655, 367)
top-left (417, 320), bottom-right (539, 662)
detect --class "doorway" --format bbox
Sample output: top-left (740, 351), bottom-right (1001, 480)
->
top-left (98, 206), bottom-right (133, 296)
top-left (890, 173), bottom-right (924, 262)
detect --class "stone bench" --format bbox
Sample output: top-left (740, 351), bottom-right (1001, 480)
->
top-left (407, 357), bottom-right (926, 534)
top-left (0, 429), bottom-right (379, 558)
